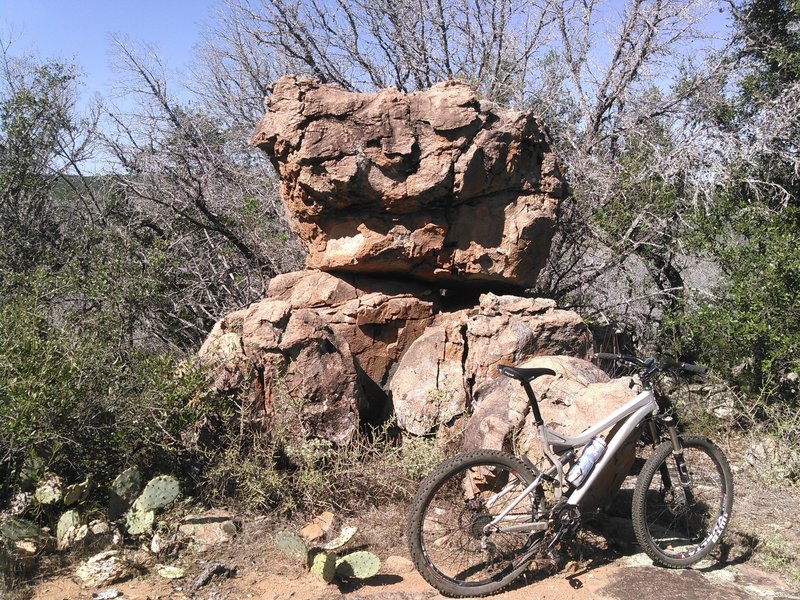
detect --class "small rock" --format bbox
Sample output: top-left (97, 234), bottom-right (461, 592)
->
top-left (7, 491), bottom-right (33, 516)
top-left (74, 524), bottom-right (89, 544)
top-left (300, 511), bottom-right (335, 542)
top-left (92, 590), bottom-right (121, 600)
top-left (786, 522), bottom-right (793, 530)
top-left (192, 562), bottom-right (235, 590)
top-left (90, 520), bottom-right (111, 536)
top-left (75, 550), bottom-right (136, 587)
top-left (178, 509), bottom-right (238, 550)
top-left (14, 540), bottom-right (39, 556)
top-left (157, 565), bottom-right (186, 579)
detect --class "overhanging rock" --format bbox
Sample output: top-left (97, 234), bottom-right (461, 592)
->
top-left (251, 76), bottom-right (566, 290)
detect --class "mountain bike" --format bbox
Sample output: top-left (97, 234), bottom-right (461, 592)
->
top-left (406, 353), bottom-right (734, 597)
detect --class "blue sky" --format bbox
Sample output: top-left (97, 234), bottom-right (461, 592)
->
top-left (1, 0), bottom-right (219, 98)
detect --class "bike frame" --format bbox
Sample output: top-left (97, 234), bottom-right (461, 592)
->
top-left (485, 387), bottom-right (658, 533)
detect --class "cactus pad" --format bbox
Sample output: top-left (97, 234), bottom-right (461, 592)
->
top-left (34, 474), bottom-right (63, 505)
top-left (57, 510), bottom-right (80, 549)
top-left (63, 476), bottom-right (91, 506)
top-left (275, 531), bottom-right (308, 561)
top-left (135, 475), bottom-right (180, 511)
top-left (335, 551), bottom-right (381, 580)
top-left (125, 499), bottom-right (155, 535)
top-left (321, 526), bottom-right (357, 551)
top-left (111, 468), bottom-right (142, 501)
top-left (309, 550), bottom-right (336, 583)
top-left (0, 518), bottom-right (48, 543)
top-left (110, 467), bottom-right (142, 519)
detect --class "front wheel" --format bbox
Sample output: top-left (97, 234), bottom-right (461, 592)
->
top-left (407, 450), bottom-right (543, 597)
top-left (632, 435), bottom-right (733, 567)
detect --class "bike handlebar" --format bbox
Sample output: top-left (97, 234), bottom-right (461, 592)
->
top-left (594, 353), bottom-right (707, 377)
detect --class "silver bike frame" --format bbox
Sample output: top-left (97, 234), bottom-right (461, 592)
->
top-left (486, 388), bottom-right (657, 530)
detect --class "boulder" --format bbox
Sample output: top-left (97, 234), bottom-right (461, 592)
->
top-left (251, 76), bottom-right (565, 289)
top-left (388, 318), bottom-right (468, 436)
top-left (266, 271), bottom-right (437, 387)
top-left (200, 301), bottom-right (359, 445)
top-left (390, 297), bottom-right (591, 435)
top-left (198, 271), bottom-right (439, 443)
top-left (463, 355), bottom-right (640, 457)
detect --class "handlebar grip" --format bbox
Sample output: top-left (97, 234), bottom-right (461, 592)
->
top-left (661, 360), bottom-right (708, 375)
top-left (680, 362), bottom-right (708, 376)
top-left (594, 352), bottom-right (645, 366)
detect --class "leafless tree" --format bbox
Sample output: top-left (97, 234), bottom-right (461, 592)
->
top-left (100, 37), bottom-right (303, 348)
top-left (108, 0), bottom-right (792, 348)
top-left (225, 0), bottom-right (553, 102)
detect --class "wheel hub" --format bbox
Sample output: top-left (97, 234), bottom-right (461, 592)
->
top-left (468, 514), bottom-right (494, 539)
top-left (665, 487), bottom-right (689, 516)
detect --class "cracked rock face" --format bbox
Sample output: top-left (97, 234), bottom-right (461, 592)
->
top-left (198, 271), bottom-right (439, 444)
top-left (464, 355), bottom-right (637, 453)
top-left (250, 76), bottom-right (566, 289)
top-left (389, 295), bottom-right (591, 436)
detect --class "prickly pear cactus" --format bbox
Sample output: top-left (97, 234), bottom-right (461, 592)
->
top-left (335, 551), bottom-right (381, 580)
top-left (125, 499), bottom-right (155, 535)
top-left (57, 510), bottom-right (80, 550)
top-left (275, 531), bottom-right (308, 561)
top-left (309, 550), bottom-right (336, 583)
top-left (0, 518), bottom-right (48, 543)
top-left (321, 526), bottom-right (357, 551)
top-left (110, 467), bottom-right (142, 519)
top-left (135, 475), bottom-right (180, 511)
top-left (111, 468), bottom-right (142, 501)
top-left (34, 473), bottom-right (63, 505)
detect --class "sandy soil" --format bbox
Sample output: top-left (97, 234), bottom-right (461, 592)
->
top-left (16, 444), bottom-right (800, 600)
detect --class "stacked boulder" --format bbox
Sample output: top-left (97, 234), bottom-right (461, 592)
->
top-left (199, 76), bottom-right (632, 452)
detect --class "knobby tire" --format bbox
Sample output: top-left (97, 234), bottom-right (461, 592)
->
top-left (407, 450), bottom-right (542, 597)
top-left (632, 435), bottom-right (733, 567)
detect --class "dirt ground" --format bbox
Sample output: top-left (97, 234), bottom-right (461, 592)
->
top-left (15, 440), bottom-right (800, 600)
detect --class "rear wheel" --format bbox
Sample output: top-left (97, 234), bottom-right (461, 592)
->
top-left (407, 450), bottom-right (543, 597)
top-left (632, 436), bottom-right (733, 567)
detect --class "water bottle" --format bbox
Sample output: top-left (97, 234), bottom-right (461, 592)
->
top-left (566, 436), bottom-right (607, 487)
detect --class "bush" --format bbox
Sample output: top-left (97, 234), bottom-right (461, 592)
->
top-left (0, 273), bottom-right (208, 506)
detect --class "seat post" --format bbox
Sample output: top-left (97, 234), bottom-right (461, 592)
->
top-left (521, 380), bottom-right (544, 426)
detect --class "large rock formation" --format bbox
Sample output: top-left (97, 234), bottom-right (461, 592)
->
top-left (250, 76), bottom-right (566, 290)
top-left (198, 77), bottom-right (623, 446)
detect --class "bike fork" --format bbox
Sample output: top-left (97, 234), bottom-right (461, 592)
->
top-left (652, 416), bottom-right (695, 504)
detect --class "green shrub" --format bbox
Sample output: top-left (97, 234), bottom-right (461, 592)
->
top-left (0, 275), bottom-right (208, 506)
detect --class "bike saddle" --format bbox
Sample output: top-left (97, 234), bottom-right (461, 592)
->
top-left (497, 365), bottom-right (557, 382)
